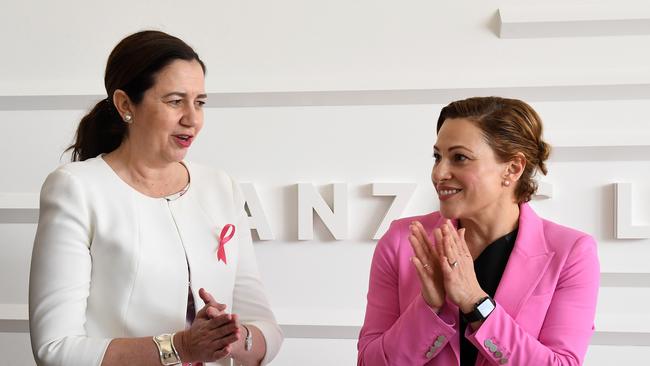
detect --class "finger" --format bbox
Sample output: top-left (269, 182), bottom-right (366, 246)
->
top-left (199, 288), bottom-right (227, 312)
top-left (210, 320), bottom-right (240, 340)
top-left (411, 256), bottom-right (433, 287)
top-left (442, 235), bottom-right (457, 270)
top-left (409, 234), bottom-right (433, 274)
top-left (196, 303), bottom-right (210, 320)
top-left (412, 222), bottom-right (434, 258)
top-left (444, 221), bottom-right (463, 258)
top-left (211, 333), bottom-right (240, 353)
top-left (206, 305), bottom-right (225, 319)
top-left (447, 221), bottom-right (464, 253)
top-left (230, 313), bottom-right (240, 328)
top-left (409, 222), bottom-right (427, 255)
top-left (432, 228), bottom-right (443, 259)
top-left (420, 225), bottom-right (441, 263)
top-left (457, 228), bottom-right (471, 257)
top-left (199, 288), bottom-right (213, 304)
top-left (197, 303), bottom-right (226, 321)
top-left (439, 253), bottom-right (453, 276)
top-left (205, 313), bottom-right (236, 330)
top-left (211, 345), bottom-right (232, 361)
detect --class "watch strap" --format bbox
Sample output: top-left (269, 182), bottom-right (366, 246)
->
top-left (461, 296), bottom-right (495, 323)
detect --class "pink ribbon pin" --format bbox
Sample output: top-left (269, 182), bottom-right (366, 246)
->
top-left (216, 224), bottom-right (235, 264)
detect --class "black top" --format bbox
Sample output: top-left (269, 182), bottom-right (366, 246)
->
top-left (460, 228), bottom-right (518, 366)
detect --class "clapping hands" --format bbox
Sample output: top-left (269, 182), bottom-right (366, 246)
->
top-left (175, 288), bottom-right (241, 363)
top-left (409, 220), bottom-right (487, 314)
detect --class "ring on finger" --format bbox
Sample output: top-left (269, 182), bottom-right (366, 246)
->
top-left (448, 259), bottom-right (458, 268)
top-left (423, 263), bottom-right (431, 270)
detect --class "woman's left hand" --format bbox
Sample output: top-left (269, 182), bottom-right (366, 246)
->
top-left (438, 220), bottom-right (487, 313)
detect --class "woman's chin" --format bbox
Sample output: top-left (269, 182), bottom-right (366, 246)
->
top-left (439, 204), bottom-right (461, 220)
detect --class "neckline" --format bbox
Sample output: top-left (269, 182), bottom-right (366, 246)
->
top-left (97, 154), bottom-right (191, 201)
top-left (164, 181), bottom-right (191, 201)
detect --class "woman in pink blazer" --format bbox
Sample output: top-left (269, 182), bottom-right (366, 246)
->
top-left (358, 97), bottom-right (599, 366)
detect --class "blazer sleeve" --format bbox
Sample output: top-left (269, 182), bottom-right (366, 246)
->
top-left (466, 235), bottom-right (600, 365)
top-left (229, 179), bottom-right (283, 365)
top-left (357, 220), bottom-right (458, 366)
top-left (29, 169), bottom-right (111, 366)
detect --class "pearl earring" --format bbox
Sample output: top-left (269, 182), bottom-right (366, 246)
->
top-left (124, 114), bottom-right (132, 123)
top-left (503, 180), bottom-right (510, 187)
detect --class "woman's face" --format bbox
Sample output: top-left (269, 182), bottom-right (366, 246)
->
top-left (432, 118), bottom-right (510, 220)
top-left (128, 59), bottom-right (206, 164)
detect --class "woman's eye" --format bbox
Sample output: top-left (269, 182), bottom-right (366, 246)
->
top-left (454, 154), bottom-right (468, 162)
top-left (196, 100), bottom-right (206, 107)
top-left (168, 99), bottom-right (182, 106)
top-left (432, 152), bottom-right (441, 162)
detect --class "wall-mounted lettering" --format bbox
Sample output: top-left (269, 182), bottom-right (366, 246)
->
top-left (614, 183), bottom-right (650, 239)
top-left (297, 183), bottom-right (348, 240)
top-left (371, 183), bottom-right (417, 240)
top-left (240, 183), bottom-right (274, 240)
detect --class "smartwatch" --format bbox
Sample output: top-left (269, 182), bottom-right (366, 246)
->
top-left (462, 296), bottom-right (495, 323)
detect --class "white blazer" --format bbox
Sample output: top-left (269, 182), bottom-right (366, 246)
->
top-left (29, 156), bottom-right (283, 366)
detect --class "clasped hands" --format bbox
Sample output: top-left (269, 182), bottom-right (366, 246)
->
top-left (175, 288), bottom-right (241, 363)
top-left (409, 219), bottom-right (487, 315)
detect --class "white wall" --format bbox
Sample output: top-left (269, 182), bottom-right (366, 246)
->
top-left (1, 1), bottom-right (650, 365)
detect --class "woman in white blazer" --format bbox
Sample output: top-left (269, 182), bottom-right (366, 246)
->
top-left (29, 30), bottom-right (282, 366)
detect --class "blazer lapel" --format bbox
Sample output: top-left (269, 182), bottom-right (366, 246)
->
top-left (494, 204), bottom-right (555, 319)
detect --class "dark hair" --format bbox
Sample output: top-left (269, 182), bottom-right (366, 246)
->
top-left (67, 30), bottom-right (206, 161)
top-left (436, 96), bottom-right (551, 203)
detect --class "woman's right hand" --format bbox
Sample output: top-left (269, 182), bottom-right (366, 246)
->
top-left (409, 221), bottom-right (446, 311)
top-left (174, 289), bottom-right (241, 363)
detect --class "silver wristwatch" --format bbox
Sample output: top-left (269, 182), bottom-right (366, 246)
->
top-left (242, 324), bottom-right (253, 351)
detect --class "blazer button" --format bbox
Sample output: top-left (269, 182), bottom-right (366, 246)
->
top-left (425, 350), bottom-right (433, 359)
top-left (494, 351), bottom-right (502, 358)
top-left (499, 358), bottom-right (508, 364)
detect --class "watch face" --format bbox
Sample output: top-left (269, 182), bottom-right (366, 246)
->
top-left (477, 298), bottom-right (496, 317)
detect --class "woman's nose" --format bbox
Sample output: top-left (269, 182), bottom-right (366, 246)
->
top-left (432, 160), bottom-right (451, 184)
top-left (181, 104), bottom-right (198, 126)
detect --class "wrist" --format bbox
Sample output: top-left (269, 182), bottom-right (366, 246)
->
top-left (242, 324), bottom-right (253, 351)
top-left (421, 292), bottom-right (444, 311)
top-left (460, 291), bottom-right (488, 314)
top-left (173, 331), bottom-right (190, 362)
top-left (228, 325), bottom-right (246, 360)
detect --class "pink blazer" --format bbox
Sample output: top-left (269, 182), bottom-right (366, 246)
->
top-left (358, 203), bottom-right (599, 366)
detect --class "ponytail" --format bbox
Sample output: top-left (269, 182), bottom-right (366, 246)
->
top-left (67, 98), bottom-right (126, 161)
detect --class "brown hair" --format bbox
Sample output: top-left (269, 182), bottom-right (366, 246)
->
top-left (67, 30), bottom-right (206, 161)
top-left (436, 96), bottom-right (551, 203)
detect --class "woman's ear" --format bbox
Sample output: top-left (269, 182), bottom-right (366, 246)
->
top-left (112, 90), bottom-right (134, 122)
top-left (505, 152), bottom-right (526, 183)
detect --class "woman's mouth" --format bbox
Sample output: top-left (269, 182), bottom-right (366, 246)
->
top-left (173, 135), bottom-right (193, 148)
top-left (438, 188), bottom-right (462, 201)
